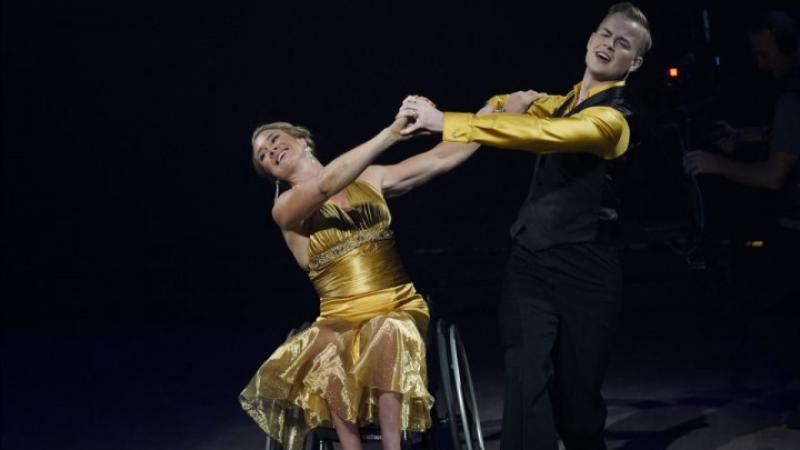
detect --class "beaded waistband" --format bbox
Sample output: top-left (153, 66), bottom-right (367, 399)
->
top-left (308, 229), bottom-right (394, 271)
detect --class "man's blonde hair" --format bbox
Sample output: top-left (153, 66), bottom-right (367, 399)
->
top-left (250, 122), bottom-right (316, 179)
top-left (605, 2), bottom-right (652, 56)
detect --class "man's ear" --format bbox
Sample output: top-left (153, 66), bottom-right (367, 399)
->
top-left (628, 56), bottom-right (644, 73)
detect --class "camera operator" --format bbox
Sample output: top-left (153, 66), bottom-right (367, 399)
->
top-left (684, 10), bottom-right (799, 429)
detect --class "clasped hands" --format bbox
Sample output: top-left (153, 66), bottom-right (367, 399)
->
top-left (393, 90), bottom-right (547, 136)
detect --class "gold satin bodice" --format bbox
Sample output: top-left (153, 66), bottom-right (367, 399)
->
top-left (305, 180), bottom-right (423, 323)
top-left (307, 179), bottom-right (392, 258)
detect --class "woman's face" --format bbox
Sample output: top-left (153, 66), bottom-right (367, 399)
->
top-left (252, 129), bottom-right (308, 181)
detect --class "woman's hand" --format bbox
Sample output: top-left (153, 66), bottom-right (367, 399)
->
top-left (503, 90), bottom-right (547, 113)
top-left (476, 102), bottom-right (495, 115)
top-left (397, 95), bottom-right (444, 135)
top-left (395, 95), bottom-right (438, 139)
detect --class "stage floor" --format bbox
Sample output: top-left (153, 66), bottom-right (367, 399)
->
top-left (4, 270), bottom-right (800, 450)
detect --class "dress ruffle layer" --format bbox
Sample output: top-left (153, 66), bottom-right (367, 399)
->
top-left (239, 307), bottom-right (432, 450)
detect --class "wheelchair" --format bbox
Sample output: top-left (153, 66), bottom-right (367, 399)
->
top-left (264, 306), bottom-right (485, 450)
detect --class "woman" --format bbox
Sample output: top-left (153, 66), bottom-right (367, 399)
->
top-left (239, 102), bottom-right (485, 450)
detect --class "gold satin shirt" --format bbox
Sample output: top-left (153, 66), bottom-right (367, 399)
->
top-left (443, 80), bottom-right (630, 160)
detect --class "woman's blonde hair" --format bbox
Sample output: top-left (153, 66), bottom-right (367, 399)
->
top-left (250, 122), bottom-right (316, 179)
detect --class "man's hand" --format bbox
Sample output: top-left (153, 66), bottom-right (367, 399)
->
top-left (397, 95), bottom-right (445, 135)
top-left (714, 121), bottom-right (739, 154)
top-left (715, 136), bottom-right (738, 154)
top-left (502, 90), bottom-right (547, 113)
top-left (684, 150), bottom-right (725, 176)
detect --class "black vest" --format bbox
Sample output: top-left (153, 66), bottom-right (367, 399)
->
top-left (510, 86), bottom-right (631, 251)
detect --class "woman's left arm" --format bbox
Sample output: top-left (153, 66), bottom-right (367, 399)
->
top-left (362, 140), bottom-right (481, 198)
top-left (360, 98), bottom-right (495, 198)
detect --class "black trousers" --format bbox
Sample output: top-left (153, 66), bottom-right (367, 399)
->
top-left (499, 242), bottom-right (622, 450)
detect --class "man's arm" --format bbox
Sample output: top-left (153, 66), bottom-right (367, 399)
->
top-left (684, 92), bottom-right (800, 189)
top-left (715, 121), bottom-right (770, 154)
top-left (402, 99), bottom-right (630, 160)
top-left (684, 150), bottom-right (798, 189)
top-left (443, 107), bottom-right (630, 160)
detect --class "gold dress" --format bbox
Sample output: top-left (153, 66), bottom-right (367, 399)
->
top-left (239, 180), bottom-right (433, 450)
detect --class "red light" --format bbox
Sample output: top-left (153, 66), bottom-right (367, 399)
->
top-left (668, 67), bottom-right (679, 78)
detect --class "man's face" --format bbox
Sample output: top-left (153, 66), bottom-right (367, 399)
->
top-left (585, 13), bottom-right (645, 82)
top-left (749, 29), bottom-right (794, 79)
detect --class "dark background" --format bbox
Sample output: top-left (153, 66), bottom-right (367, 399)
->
top-left (3, 1), bottom-right (800, 449)
top-left (4, 0), bottom-right (797, 329)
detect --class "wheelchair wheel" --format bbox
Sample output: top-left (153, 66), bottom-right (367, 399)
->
top-left (263, 324), bottom-right (311, 450)
top-left (436, 320), bottom-right (485, 450)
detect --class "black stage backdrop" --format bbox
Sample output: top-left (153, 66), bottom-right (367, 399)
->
top-left (4, 0), bottom-right (799, 330)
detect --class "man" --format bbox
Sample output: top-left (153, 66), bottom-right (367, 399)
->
top-left (683, 12), bottom-right (798, 213)
top-left (400, 3), bottom-right (652, 449)
top-left (683, 10), bottom-right (799, 429)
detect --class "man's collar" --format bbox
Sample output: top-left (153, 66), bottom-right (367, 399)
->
top-left (571, 80), bottom-right (626, 100)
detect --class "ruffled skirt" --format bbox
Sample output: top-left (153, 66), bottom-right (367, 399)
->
top-left (239, 284), bottom-right (432, 450)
